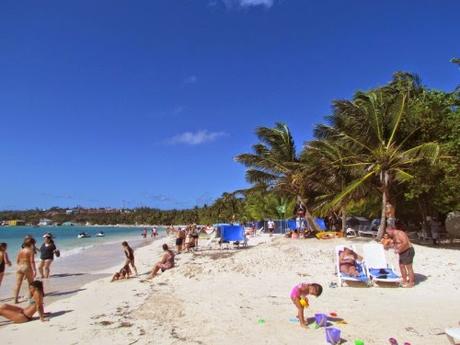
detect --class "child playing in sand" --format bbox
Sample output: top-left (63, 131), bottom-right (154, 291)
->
top-left (290, 282), bottom-right (323, 328)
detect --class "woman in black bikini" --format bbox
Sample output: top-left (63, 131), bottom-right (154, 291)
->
top-left (0, 243), bottom-right (12, 289)
top-left (0, 280), bottom-right (47, 323)
top-left (122, 241), bottom-right (138, 276)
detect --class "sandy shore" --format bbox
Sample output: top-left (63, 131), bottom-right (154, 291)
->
top-left (1, 235), bottom-right (459, 345)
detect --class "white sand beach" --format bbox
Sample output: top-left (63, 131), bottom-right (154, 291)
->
top-left (1, 235), bottom-right (459, 345)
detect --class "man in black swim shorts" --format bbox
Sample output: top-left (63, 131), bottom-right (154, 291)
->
top-left (387, 226), bottom-right (415, 288)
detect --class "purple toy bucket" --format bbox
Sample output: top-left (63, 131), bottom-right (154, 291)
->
top-left (325, 327), bottom-right (341, 345)
top-left (315, 313), bottom-right (328, 327)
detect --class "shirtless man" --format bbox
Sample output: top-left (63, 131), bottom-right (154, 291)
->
top-left (386, 227), bottom-right (415, 288)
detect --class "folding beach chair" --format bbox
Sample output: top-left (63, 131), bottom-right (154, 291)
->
top-left (335, 245), bottom-right (369, 287)
top-left (362, 243), bottom-right (401, 285)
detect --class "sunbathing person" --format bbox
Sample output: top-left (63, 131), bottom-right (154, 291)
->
top-left (339, 247), bottom-right (363, 277)
top-left (0, 280), bottom-right (47, 323)
top-left (148, 244), bottom-right (175, 279)
top-left (290, 282), bottom-right (323, 328)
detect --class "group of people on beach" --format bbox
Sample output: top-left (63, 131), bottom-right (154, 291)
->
top-left (0, 234), bottom-right (59, 323)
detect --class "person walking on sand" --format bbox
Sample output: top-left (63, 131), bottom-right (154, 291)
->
top-left (122, 241), bottom-right (138, 276)
top-left (290, 282), bottom-right (323, 329)
top-left (14, 238), bottom-right (36, 304)
top-left (38, 234), bottom-right (58, 279)
top-left (0, 280), bottom-right (47, 323)
top-left (0, 243), bottom-right (12, 288)
top-left (386, 225), bottom-right (415, 288)
top-left (267, 219), bottom-right (275, 236)
top-left (148, 244), bottom-right (175, 279)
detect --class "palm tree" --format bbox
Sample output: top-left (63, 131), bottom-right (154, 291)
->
top-left (235, 123), bottom-right (320, 232)
top-left (320, 75), bottom-right (440, 238)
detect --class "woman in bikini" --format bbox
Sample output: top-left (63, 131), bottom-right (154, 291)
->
top-left (0, 280), bottom-right (47, 323)
top-left (148, 244), bottom-right (175, 279)
top-left (290, 282), bottom-right (323, 328)
top-left (339, 247), bottom-right (362, 277)
top-left (0, 243), bottom-right (12, 288)
top-left (14, 238), bottom-right (36, 304)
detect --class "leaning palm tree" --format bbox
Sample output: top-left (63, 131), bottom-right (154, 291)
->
top-left (319, 78), bottom-right (440, 239)
top-left (235, 122), bottom-right (320, 232)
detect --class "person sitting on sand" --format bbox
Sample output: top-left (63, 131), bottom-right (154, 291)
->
top-left (380, 233), bottom-right (394, 250)
top-left (0, 243), bottom-right (12, 289)
top-left (148, 244), bottom-right (175, 279)
top-left (0, 280), bottom-right (47, 323)
top-left (290, 282), bottom-right (323, 329)
top-left (111, 265), bottom-right (132, 282)
top-left (122, 241), bottom-right (138, 276)
top-left (339, 247), bottom-right (362, 277)
top-left (14, 238), bottom-right (36, 304)
top-left (291, 229), bottom-right (299, 239)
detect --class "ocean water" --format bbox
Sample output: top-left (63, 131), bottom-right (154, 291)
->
top-left (0, 226), bottom-right (167, 303)
top-left (0, 226), bottom-right (164, 257)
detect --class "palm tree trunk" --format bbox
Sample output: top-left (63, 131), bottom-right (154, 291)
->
top-left (341, 208), bottom-right (346, 233)
top-left (376, 171), bottom-right (389, 240)
top-left (297, 196), bottom-right (321, 232)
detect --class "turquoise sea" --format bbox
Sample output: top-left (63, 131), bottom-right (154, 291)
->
top-left (0, 225), bottom-right (165, 257)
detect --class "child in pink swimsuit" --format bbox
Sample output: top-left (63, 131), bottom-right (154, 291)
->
top-left (290, 282), bottom-right (323, 328)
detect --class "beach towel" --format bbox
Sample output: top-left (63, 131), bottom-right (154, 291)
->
top-left (369, 268), bottom-right (399, 280)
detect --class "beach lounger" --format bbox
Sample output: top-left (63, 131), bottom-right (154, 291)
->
top-left (335, 245), bottom-right (369, 287)
top-left (362, 243), bottom-right (401, 285)
top-left (446, 328), bottom-right (460, 344)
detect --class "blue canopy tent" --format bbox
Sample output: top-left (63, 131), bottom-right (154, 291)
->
top-left (287, 218), bottom-right (328, 231)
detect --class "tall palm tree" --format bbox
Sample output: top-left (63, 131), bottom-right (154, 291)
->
top-left (235, 123), bottom-right (320, 232)
top-left (320, 77), bottom-right (440, 238)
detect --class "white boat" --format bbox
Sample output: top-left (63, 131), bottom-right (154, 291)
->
top-left (96, 232), bottom-right (105, 237)
top-left (77, 232), bottom-right (91, 239)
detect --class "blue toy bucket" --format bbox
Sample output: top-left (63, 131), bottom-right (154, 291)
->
top-left (325, 327), bottom-right (341, 345)
top-left (315, 313), bottom-right (328, 327)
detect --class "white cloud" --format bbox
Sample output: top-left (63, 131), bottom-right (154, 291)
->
top-left (222, 0), bottom-right (275, 8)
top-left (183, 75), bottom-right (198, 85)
top-left (168, 130), bottom-right (228, 145)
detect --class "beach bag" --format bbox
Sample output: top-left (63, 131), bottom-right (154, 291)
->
top-left (325, 327), bottom-right (341, 345)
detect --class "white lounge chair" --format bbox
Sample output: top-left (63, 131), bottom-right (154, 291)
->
top-left (335, 245), bottom-right (369, 287)
top-left (446, 328), bottom-right (460, 344)
top-left (362, 243), bottom-right (401, 285)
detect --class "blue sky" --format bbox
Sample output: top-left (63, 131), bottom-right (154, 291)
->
top-left (0, 0), bottom-right (459, 210)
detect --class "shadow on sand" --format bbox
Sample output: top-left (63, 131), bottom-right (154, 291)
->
top-left (50, 273), bottom-right (85, 278)
top-left (46, 288), bottom-right (86, 297)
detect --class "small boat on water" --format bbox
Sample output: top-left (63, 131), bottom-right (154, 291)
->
top-left (96, 231), bottom-right (105, 237)
top-left (77, 232), bottom-right (91, 239)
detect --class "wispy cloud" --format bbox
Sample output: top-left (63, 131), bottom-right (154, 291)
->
top-left (167, 130), bottom-right (228, 145)
top-left (41, 193), bottom-right (75, 200)
top-left (221, 0), bottom-right (275, 8)
top-left (182, 75), bottom-right (198, 85)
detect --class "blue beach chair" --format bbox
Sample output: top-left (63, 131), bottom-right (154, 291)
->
top-left (220, 225), bottom-right (246, 249)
